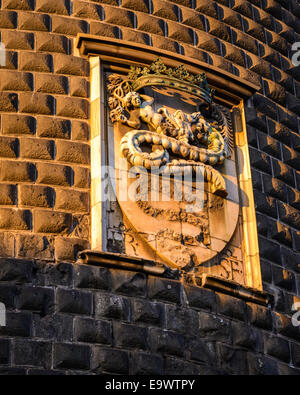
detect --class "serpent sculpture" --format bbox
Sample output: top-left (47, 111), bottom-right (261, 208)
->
top-left (107, 59), bottom-right (234, 198)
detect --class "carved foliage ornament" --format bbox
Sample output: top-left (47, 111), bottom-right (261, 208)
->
top-left (108, 59), bottom-right (233, 197)
top-left (107, 59), bottom-right (239, 274)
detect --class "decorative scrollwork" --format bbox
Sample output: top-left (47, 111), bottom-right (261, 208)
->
top-left (107, 59), bottom-right (234, 198)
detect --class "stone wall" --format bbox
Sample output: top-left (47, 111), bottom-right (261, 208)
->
top-left (0, 0), bottom-right (299, 375)
top-left (0, 259), bottom-right (299, 375)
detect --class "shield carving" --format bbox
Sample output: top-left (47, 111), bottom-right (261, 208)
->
top-left (106, 59), bottom-right (240, 274)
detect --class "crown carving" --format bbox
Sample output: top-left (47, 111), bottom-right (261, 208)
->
top-left (127, 58), bottom-right (215, 104)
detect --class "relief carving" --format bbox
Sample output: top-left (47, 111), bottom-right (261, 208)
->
top-left (107, 59), bottom-right (234, 198)
top-left (106, 59), bottom-right (244, 281)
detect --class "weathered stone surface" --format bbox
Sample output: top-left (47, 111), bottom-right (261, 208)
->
top-left (0, 311), bottom-right (32, 337)
top-left (52, 16), bottom-right (88, 36)
top-left (54, 343), bottom-right (91, 370)
top-left (273, 266), bottom-right (296, 292)
top-left (247, 353), bottom-right (279, 375)
top-left (20, 138), bottom-right (54, 160)
top-left (102, 4), bottom-right (134, 28)
top-left (217, 344), bottom-right (249, 375)
top-left (148, 277), bottom-right (182, 304)
top-left (0, 70), bottom-right (33, 92)
top-left (74, 265), bottom-right (111, 291)
top-left (184, 285), bottom-right (216, 311)
top-left (33, 313), bottom-right (73, 342)
top-left (232, 321), bottom-right (263, 352)
top-left (291, 342), bottom-right (300, 368)
top-left (132, 299), bottom-right (164, 326)
top-left (249, 147), bottom-right (272, 174)
top-left (0, 232), bottom-right (15, 257)
top-left (36, 163), bottom-right (72, 186)
top-left (36, 117), bottom-right (70, 139)
top-left (35, 0), bottom-right (69, 15)
top-left (0, 92), bottom-right (18, 112)
top-left (121, 28), bottom-right (151, 45)
top-left (56, 288), bottom-right (92, 315)
top-left (53, 54), bottom-right (89, 76)
top-left (94, 293), bottom-right (130, 321)
top-left (195, 0), bottom-right (218, 18)
top-left (269, 220), bottom-right (292, 247)
top-left (56, 97), bottom-right (89, 119)
top-left (55, 189), bottom-right (89, 213)
top-left (90, 21), bottom-right (120, 38)
top-left (16, 234), bottom-right (54, 260)
top-left (0, 258), bottom-right (33, 282)
top-left (35, 74), bottom-right (68, 95)
top-left (14, 340), bottom-right (52, 369)
top-left (73, 0), bottom-right (102, 20)
top-left (16, 285), bottom-right (54, 313)
top-left (247, 302), bottom-right (273, 330)
top-left (121, 0), bottom-right (149, 13)
top-left (264, 334), bottom-right (290, 363)
top-left (19, 185), bottom-right (54, 208)
top-left (33, 261), bottom-right (73, 287)
top-left (33, 210), bottom-right (72, 234)
top-left (278, 201), bottom-right (300, 230)
top-left (71, 121), bottom-right (89, 141)
top-left (1, 114), bottom-right (36, 135)
top-left (92, 347), bottom-right (129, 374)
top-left (131, 352), bottom-right (163, 375)
top-left (113, 322), bottom-right (148, 350)
top-left (0, 0), bottom-right (298, 377)
top-left (36, 32), bottom-right (69, 54)
top-left (70, 77), bottom-right (89, 98)
top-left (19, 11), bottom-right (50, 32)
top-left (263, 175), bottom-right (287, 202)
top-left (166, 305), bottom-right (199, 335)
top-left (110, 270), bottom-right (146, 297)
top-left (198, 311), bottom-right (231, 342)
top-left (181, 8), bottom-right (206, 30)
top-left (188, 337), bottom-right (216, 366)
top-left (1, 30), bottom-right (34, 50)
top-left (74, 317), bottom-right (112, 344)
top-left (254, 190), bottom-right (277, 218)
top-left (0, 136), bottom-right (18, 158)
top-left (0, 339), bottom-right (10, 364)
top-left (19, 93), bottom-right (54, 115)
top-left (56, 140), bottom-right (89, 164)
top-left (273, 312), bottom-right (300, 341)
top-left (149, 328), bottom-right (184, 357)
top-left (54, 237), bottom-right (89, 261)
top-left (136, 13), bottom-right (165, 35)
top-left (0, 208), bottom-right (31, 230)
top-left (73, 166), bottom-right (90, 189)
top-left (164, 356), bottom-right (212, 375)
top-left (217, 293), bottom-right (246, 321)
top-left (167, 21), bottom-right (194, 44)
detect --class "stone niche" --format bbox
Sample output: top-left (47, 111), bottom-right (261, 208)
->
top-left (78, 35), bottom-right (264, 296)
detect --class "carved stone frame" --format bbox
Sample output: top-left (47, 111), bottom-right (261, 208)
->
top-left (76, 35), bottom-right (263, 293)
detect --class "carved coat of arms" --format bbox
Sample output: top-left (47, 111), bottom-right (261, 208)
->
top-left (106, 59), bottom-right (242, 281)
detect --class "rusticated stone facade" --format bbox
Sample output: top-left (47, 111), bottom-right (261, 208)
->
top-left (0, 0), bottom-right (299, 375)
top-left (0, 259), bottom-right (299, 375)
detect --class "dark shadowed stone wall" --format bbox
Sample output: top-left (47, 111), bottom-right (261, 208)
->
top-left (0, 0), bottom-right (299, 375)
top-left (0, 259), bottom-right (299, 375)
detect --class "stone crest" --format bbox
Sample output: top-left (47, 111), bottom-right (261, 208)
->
top-left (106, 59), bottom-right (242, 278)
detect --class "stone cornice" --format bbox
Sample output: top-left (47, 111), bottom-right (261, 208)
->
top-left (76, 34), bottom-right (260, 106)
